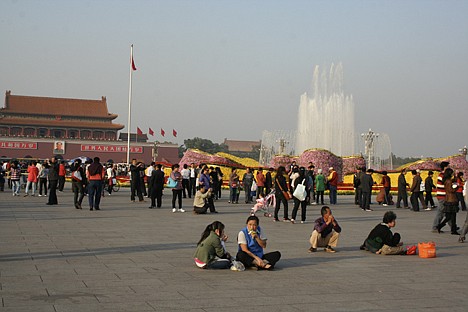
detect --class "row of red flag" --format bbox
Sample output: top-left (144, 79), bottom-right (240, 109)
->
top-left (137, 127), bottom-right (177, 137)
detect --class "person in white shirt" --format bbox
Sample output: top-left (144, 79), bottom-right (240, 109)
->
top-left (181, 163), bottom-right (191, 198)
top-left (145, 162), bottom-right (155, 198)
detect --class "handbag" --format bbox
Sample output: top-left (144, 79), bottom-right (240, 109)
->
top-left (166, 177), bottom-right (177, 188)
top-left (251, 181), bottom-right (258, 192)
top-left (293, 179), bottom-right (307, 201)
top-left (72, 170), bottom-right (82, 181)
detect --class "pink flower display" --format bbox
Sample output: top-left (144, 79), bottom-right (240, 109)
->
top-left (297, 149), bottom-right (343, 181)
top-left (400, 155), bottom-right (468, 177)
top-left (179, 149), bottom-right (240, 168)
top-left (342, 156), bottom-right (366, 175)
top-left (269, 155), bottom-right (296, 168)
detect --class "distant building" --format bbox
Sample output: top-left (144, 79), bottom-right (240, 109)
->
top-left (0, 91), bottom-right (180, 164)
top-left (1, 90), bottom-right (124, 139)
top-left (223, 139), bottom-right (261, 153)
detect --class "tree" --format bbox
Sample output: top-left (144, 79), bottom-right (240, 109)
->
top-left (183, 137), bottom-right (228, 155)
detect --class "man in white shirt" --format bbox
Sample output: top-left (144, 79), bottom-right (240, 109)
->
top-left (145, 162), bottom-right (155, 198)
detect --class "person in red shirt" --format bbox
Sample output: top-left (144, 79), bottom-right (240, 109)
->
top-left (255, 168), bottom-right (266, 199)
top-left (456, 172), bottom-right (466, 211)
top-left (24, 161), bottom-right (39, 196)
top-left (58, 161), bottom-right (66, 192)
top-left (381, 171), bottom-right (391, 206)
top-left (86, 157), bottom-right (105, 211)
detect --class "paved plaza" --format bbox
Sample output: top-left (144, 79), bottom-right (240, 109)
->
top-left (1, 187), bottom-right (467, 311)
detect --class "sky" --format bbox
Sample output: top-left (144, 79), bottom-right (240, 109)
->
top-left (1, 0), bottom-right (467, 158)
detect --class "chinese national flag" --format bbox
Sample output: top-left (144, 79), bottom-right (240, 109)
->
top-left (149, 128), bottom-right (154, 136)
top-left (173, 129), bottom-right (177, 137)
top-left (160, 128), bottom-right (165, 137)
top-left (131, 50), bottom-right (137, 71)
top-left (136, 127), bottom-right (143, 135)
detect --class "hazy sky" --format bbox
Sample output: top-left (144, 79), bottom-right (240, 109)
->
top-left (1, 0), bottom-right (467, 158)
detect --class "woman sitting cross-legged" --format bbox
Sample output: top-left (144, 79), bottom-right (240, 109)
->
top-left (236, 215), bottom-right (281, 270)
top-left (193, 221), bottom-right (232, 269)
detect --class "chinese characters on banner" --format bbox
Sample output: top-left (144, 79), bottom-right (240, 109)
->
top-left (81, 145), bottom-right (143, 153)
top-left (0, 141), bottom-right (38, 149)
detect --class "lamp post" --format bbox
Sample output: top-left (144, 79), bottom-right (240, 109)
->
top-left (361, 128), bottom-right (379, 168)
top-left (459, 145), bottom-right (467, 159)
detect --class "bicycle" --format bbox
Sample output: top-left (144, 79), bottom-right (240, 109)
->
top-left (104, 179), bottom-right (120, 193)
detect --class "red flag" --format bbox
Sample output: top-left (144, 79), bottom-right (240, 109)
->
top-left (149, 128), bottom-right (154, 136)
top-left (160, 128), bottom-right (165, 137)
top-left (173, 129), bottom-right (177, 137)
top-left (136, 127), bottom-right (143, 135)
top-left (131, 45), bottom-right (137, 71)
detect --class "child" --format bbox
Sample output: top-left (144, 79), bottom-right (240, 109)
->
top-left (250, 193), bottom-right (271, 217)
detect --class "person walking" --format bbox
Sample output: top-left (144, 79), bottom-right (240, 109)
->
top-left (46, 157), bottom-right (59, 205)
top-left (327, 167), bottom-right (338, 205)
top-left (38, 161), bottom-right (49, 197)
top-left (436, 168), bottom-right (460, 235)
top-left (291, 167), bottom-right (309, 224)
top-left (86, 157), bottom-right (105, 211)
top-left (396, 169), bottom-right (409, 209)
top-left (71, 159), bottom-right (85, 209)
top-left (149, 164), bottom-right (165, 208)
top-left (424, 171), bottom-right (436, 210)
top-left (315, 169), bottom-right (326, 205)
top-left (10, 161), bottom-right (21, 196)
top-left (274, 166), bottom-right (291, 222)
top-left (24, 161), bottom-right (38, 197)
top-left (170, 164), bottom-right (185, 213)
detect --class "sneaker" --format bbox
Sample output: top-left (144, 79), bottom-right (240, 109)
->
top-left (301, 221), bottom-right (305, 224)
top-left (365, 209), bottom-right (373, 212)
top-left (38, 194), bottom-right (43, 197)
top-left (424, 207), bottom-right (432, 211)
top-left (325, 246), bottom-right (336, 253)
top-left (172, 208), bottom-right (177, 213)
top-left (179, 209), bottom-right (185, 213)
top-left (283, 218), bottom-right (291, 222)
top-left (24, 194), bottom-right (28, 197)
top-left (382, 204), bottom-right (388, 206)
top-left (273, 219), bottom-right (279, 222)
top-left (431, 206), bottom-right (437, 209)
top-left (308, 247), bottom-right (317, 253)
top-left (290, 219), bottom-right (295, 224)
top-left (311, 202), bottom-right (317, 205)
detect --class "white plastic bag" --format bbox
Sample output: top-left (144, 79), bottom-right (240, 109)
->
top-left (293, 179), bottom-right (307, 202)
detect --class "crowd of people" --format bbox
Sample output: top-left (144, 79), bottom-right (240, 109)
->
top-left (2, 157), bottom-right (467, 271)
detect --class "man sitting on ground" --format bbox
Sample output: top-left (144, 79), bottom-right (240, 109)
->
top-left (193, 186), bottom-right (213, 214)
top-left (361, 210), bottom-right (413, 255)
top-left (308, 206), bottom-right (341, 253)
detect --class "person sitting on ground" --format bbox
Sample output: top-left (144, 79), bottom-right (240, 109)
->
top-left (308, 206), bottom-right (341, 253)
top-left (236, 215), bottom-right (281, 270)
top-left (193, 221), bottom-right (232, 269)
top-left (193, 186), bottom-right (213, 214)
top-left (361, 211), bottom-right (411, 255)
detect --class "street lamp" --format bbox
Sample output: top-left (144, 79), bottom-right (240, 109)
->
top-left (459, 145), bottom-right (467, 159)
top-left (361, 128), bottom-right (379, 168)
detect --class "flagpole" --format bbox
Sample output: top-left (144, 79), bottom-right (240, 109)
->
top-left (126, 44), bottom-right (134, 165)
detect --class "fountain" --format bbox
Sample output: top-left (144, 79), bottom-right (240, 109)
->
top-left (295, 63), bottom-right (355, 156)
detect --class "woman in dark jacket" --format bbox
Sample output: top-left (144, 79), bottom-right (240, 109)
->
top-left (437, 168), bottom-right (460, 234)
top-left (274, 166), bottom-right (291, 222)
top-left (291, 167), bottom-right (309, 224)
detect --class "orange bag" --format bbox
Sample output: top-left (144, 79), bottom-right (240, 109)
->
top-left (418, 241), bottom-right (436, 258)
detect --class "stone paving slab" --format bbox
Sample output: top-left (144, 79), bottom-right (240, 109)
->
top-left (1, 187), bottom-right (468, 311)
